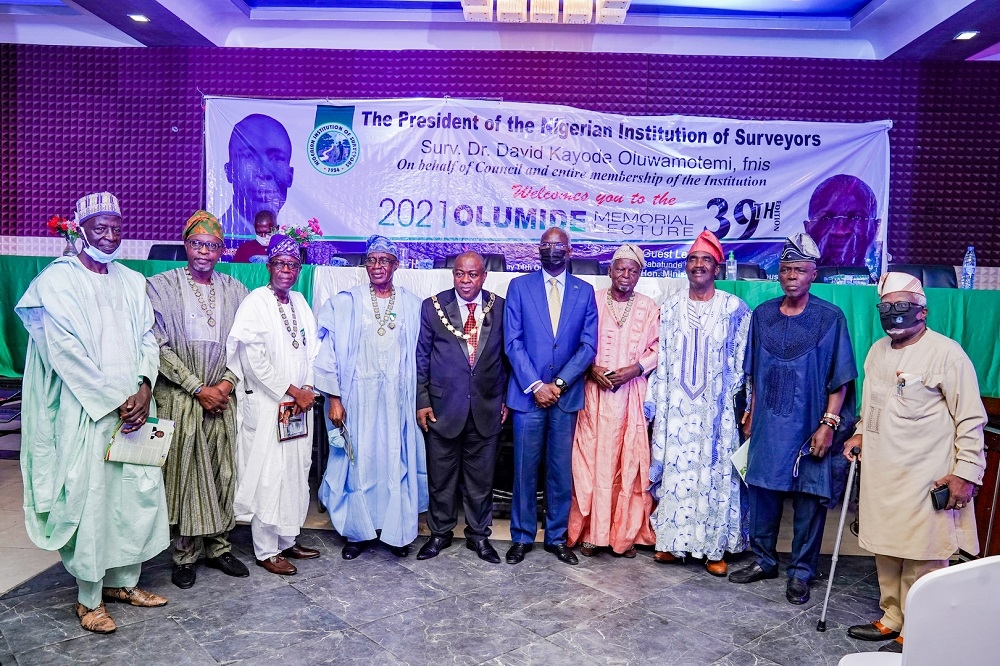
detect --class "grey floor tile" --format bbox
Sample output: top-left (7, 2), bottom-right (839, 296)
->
top-left (548, 602), bottom-right (735, 666)
top-left (360, 594), bottom-right (538, 666)
top-left (639, 575), bottom-right (807, 646)
top-left (710, 648), bottom-right (782, 666)
top-left (465, 569), bottom-right (623, 638)
top-left (560, 549), bottom-right (697, 602)
top-left (0, 586), bottom-right (91, 654)
top-left (479, 638), bottom-right (601, 666)
top-left (292, 557), bottom-right (450, 626)
top-left (237, 628), bottom-right (406, 665)
top-left (395, 538), bottom-right (514, 595)
top-left (0, 564), bottom-right (76, 602)
top-left (13, 618), bottom-right (216, 666)
top-left (743, 605), bottom-right (883, 666)
top-left (169, 584), bottom-right (348, 663)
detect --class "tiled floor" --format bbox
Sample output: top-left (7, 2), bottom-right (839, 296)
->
top-left (0, 455), bottom-right (884, 665)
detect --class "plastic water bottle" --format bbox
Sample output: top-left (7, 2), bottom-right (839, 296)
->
top-left (961, 246), bottom-right (976, 289)
top-left (726, 251), bottom-right (738, 281)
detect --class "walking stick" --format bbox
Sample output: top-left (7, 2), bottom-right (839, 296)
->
top-left (817, 446), bottom-right (861, 632)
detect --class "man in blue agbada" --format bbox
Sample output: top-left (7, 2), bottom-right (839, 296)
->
top-left (315, 234), bottom-right (428, 559)
top-left (15, 192), bottom-right (169, 634)
top-left (729, 232), bottom-right (858, 605)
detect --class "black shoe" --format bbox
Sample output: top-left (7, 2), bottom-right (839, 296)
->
top-left (505, 542), bottom-right (532, 565)
top-left (171, 563), bottom-right (196, 589)
top-left (342, 541), bottom-right (368, 560)
top-left (786, 577), bottom-right (810, 604)
top-left (388, 544), bottom-right (411, 558)
top-left (729, 562), bottom-right (779, 584)
top-left (543, 544), bottom-right (579, 566)
top-left (205, 552), bottom-right (250, 578)
top-left (878, 638), bottom-right (904, 653)
top-left (467, 539), bottom-right (501, 564)
top-left (848, 622), bottom-right (900, 642)
top-left (416, 535), bottom-right (453, 560)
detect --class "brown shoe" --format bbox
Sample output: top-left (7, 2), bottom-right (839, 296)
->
top-left (102, 587), bottom-right (168, 608)
top-left (256, 555), bottom-right (297, 575)
top-left (706, 559), bottom-right (728, 576)
top-left (612, 546), bottom-right (637, 558)
top-left (281, 543), bottom-right (320, 560)
top-left (580, 543), bottom-right (598, 557)
top-left (654, 551), bottom-right (681, 564)
top-left (75, 602), bottom-right (117, 634)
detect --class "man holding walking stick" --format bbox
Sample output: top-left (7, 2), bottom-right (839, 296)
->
top-left (843, 272), bottom-right (986, 654)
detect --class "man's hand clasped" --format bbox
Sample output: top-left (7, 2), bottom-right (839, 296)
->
top-left (533, 382), bottom-right (561, 409)
top-left (196, 380), bottom-right (233, 415)
top-left (119, 380), bottom-right (152, 434)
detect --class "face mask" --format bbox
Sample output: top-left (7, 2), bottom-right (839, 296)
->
top-left (879, 307), bottom-right (923, 333)
top-left (539, 247), bottom-right (567, 266)
top-left (81, 240), bottom-right (123, 264)
top-left (256, 234), bottom-right (270, 246)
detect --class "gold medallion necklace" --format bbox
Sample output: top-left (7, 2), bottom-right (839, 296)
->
top-left (432, 292), bottom-right (496, 340)
top-left (606, 289), bottom-right (635, 328)
top-left (269, 286), bottom-right (300, 348)
top-left (184, 267), bottom-right (216, 327)
top-left (369, 284), bottom-right (396, 336)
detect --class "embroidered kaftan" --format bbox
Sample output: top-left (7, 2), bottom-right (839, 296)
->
top-left (647, 290), bottom-right (751, 560)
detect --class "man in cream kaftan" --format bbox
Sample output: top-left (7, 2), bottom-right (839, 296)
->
top-left (568, 245), bottom-right (658, 556)
top-left (226, 235), bottom-right (319, 575)
top-left (845, 272), bottom-right (986, 653)
top-left (16, 191), bottom-right (168, 633)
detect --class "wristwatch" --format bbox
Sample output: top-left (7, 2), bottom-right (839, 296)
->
top-left (554, 378), bottom-right (568, 394)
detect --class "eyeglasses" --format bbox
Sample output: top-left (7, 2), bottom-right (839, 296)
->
top-left (876, 301), bottom-right (923, 315)
top-left (186, 239), bottom-right (224, 252)
top-left (364, 257), bottom-right (396, 267)
top-left (539, 242), bottom-right (568, 250)
top-left (269, 260), bottom-right (302, 272)
top-left (810, 214), bottom-right (876, 224)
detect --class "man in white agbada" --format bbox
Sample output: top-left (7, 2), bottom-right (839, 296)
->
top-left (16, 192), bottom-right (169, 634)
top-left (844, 272), bottom-right (986, 655)
top-left (227, 234), bottom-right (320, 576)
top-left (646, 229), bottom-right (751, 576)
top-left (316, 234), bottom-right (427, 560)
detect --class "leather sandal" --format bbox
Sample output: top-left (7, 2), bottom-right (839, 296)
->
top-left (75, 602), bottom-right (117, 634)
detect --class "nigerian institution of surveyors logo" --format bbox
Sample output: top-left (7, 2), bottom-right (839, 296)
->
top-left (307, 122), bottom-right (360, 176)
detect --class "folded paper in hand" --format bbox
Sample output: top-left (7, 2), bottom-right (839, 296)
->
top-left (106, 417), bottom-right (175, 466)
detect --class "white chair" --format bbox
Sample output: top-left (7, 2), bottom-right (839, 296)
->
top-left (838, 555), bottom-right (1000, 665)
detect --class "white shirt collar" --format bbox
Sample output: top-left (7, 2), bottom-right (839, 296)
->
top-left (455, 289), bottom-right (484, 309)
top-left (542, 267), bottom-right (567, 287)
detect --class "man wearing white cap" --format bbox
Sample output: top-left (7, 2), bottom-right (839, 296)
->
top-left (16, 192), bottom-right (169, 634)
top-left (843, 273), bottom-right (986, 654)
top-left (646, 229), bottom-right (751, 575)
top-left (567, 243), bottom-right (658, 558)
top-left (729, 232), bottom-right (858, 605)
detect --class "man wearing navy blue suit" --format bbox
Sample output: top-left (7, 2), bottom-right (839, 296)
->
top-left (504, 228), bottom-right (599, 566)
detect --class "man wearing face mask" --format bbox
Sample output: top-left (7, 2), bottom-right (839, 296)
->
top-left (16, 192), bottom-right (169, 634)
top-left (843, 273), bottom-right (986, 654)
top-left (503, 228), bottom-right (599, 566)
top-left (232, 210), bottom-right (277, 263)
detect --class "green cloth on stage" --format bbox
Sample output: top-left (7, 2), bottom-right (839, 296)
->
top-left (147, 268), bottom-right (248, 539)
top-left (15, 257), bottom-right (169, 583)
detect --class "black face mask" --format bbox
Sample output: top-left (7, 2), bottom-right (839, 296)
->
top-left (539, 247), bottom-right (568, 267)
top-left (879, 307), bottom-right (924, 333)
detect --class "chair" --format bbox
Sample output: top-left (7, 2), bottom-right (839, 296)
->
top-left (888, 264), bottom-right (958, 289)
top-left (817, 266), bottom-right (872, 284)
top-left (0, 377), bottom-right (21, 444)
top-left (146, 244), bottom-right (187, 261)
top-left (335, 252), bottom-right (366, 267)
top-left (568, 258), bottom-right (602, 275)
top-left (441, 253), bottom-right (508, 272)
top-left (837, 555), bottom-right (1000, 665)
top-left (718, 263), bottom-right (766, 280)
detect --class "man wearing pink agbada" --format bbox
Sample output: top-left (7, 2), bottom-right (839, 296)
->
top-left (568, 244), bottom-right (658, 557)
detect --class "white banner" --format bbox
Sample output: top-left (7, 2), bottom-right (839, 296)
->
top-left (206, 97), bottom-right (890, 276)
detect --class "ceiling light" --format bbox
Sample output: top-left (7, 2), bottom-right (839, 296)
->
top-left (563, 0), bottom-right (593, 24)
top-left (127, 14), bottom-right (150, 23)
top-left (595, 0), bottom-right (628, 24)
top-left (954, 31), bottom-right (979, 40)
top-left (530, 0), bottom-right (558, 23)
top-left (496, 0), bottom-right (527, 22)
top-left (461, 0), bottom-right (492, 21)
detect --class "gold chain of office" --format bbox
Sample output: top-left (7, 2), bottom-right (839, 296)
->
top-left (431, 293), bottom-right (496, 341)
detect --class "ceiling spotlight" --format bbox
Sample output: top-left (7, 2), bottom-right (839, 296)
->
top-left (954, 31), bottom-right (979, 40)
top-left (127, 14), bottom-right (150, 23)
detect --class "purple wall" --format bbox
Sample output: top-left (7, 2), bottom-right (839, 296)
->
top-left (2, 45), bottom-right (999, 266)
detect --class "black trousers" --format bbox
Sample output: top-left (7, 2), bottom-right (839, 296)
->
top-left (425, 411), bottom-right (499, 541)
